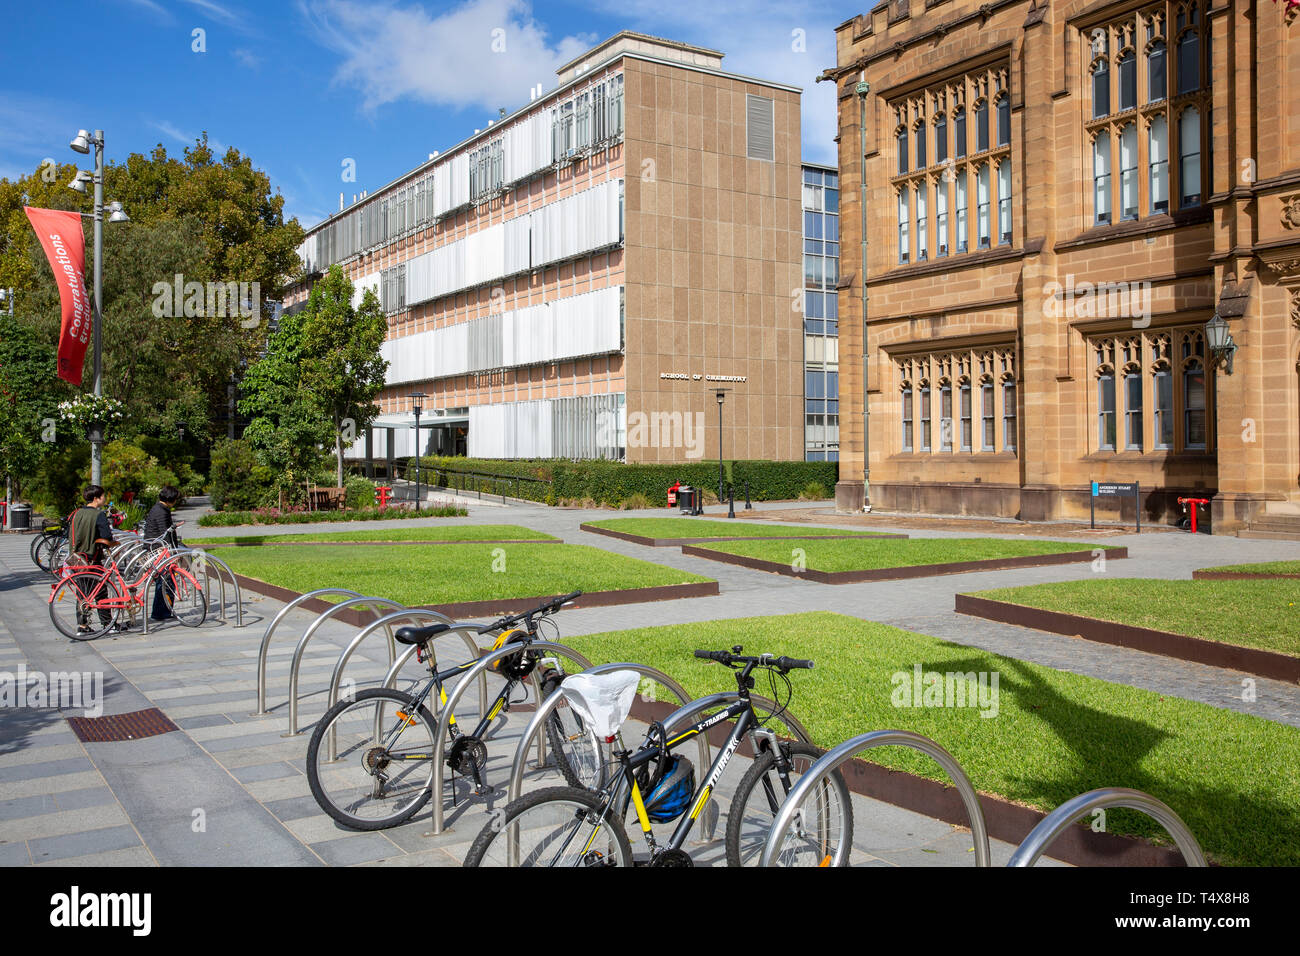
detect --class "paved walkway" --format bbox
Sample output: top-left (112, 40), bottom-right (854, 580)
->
top-left (2, 499), bottom-right (1295, 866)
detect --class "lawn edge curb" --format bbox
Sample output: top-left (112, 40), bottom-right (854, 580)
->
top-left (1191, 570), bottom-right (1300, 580)
top-left (629, 698), bottom-right (1203, 867)
top-left (678, 545), bottom-right (1127, 583)
top-left (580, 523), bottom-right (907, 547)
top-left (954, 594), bottom-right (1300, 683)
top-left (197, 538), bottom-right (560, 548)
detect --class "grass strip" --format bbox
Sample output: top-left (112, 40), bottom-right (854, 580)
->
top-left (585, 518), bottom-right (885, 539)
top-left (691, 536), bottom-right (1109, 572)
top-left (195, 524), bottom-right (556, 545)
top-left (1197, 560), bottom-right (1300, 575)
top-left (218, 542), bottom-right (711, 606)
top-left (973, 579), bottom-right (1300, 656)
top-left (562, 612), bottom-right (1300, 866)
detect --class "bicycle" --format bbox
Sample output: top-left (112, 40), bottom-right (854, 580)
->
top-left (463, 646), bottom-right (853, 867)
top-left (47, 541), bottom-right (207, 640)
top-left (30, 515), bottom-right (73, 573)
top-left (304, 590), bottom-right (604, 831)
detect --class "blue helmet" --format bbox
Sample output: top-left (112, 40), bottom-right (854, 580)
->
top-left (643, 756), bottom-right (695, 823)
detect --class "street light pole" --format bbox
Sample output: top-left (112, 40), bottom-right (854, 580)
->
top-left (715, 389), bottom-right (727, 503)
top-left (410, 391), bottom-right (427, 508)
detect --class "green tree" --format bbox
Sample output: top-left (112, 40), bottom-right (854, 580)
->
top-left (298, 265), bottom-right (389, 486)
top-left (0, 314), bottom-right (64, 500)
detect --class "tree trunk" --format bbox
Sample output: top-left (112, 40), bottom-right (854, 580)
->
top-left (335, 414), bottom-right (344, 488)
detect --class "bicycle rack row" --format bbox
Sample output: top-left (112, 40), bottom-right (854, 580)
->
top-left (757, 729), bottom-right (1207, 868)
top-left (139, 548), bottom-right (246, 634)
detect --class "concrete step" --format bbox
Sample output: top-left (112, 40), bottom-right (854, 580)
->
top-left (1236, 529), bottom-right (1300, 541)
top-left (1263, 500), bottom-right (1300, 516)
top-left (1245, 516), bottom-right (1300, 531)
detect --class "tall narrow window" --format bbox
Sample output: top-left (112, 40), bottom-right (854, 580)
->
top-left (954, 108), bottom-right (967, 159)
top-left (897, 127), bottom-right (909, 175)
top-left (1094, 131), bottom-right (1112, 224)
top-left (1179, 107), bottom-right (1201, 207)
top-left (1093, 60), bottom-right (1110, 118)
top-left (936, 184), bottom-right (949, 257)
top-left (1148, 40), bottom-right (1167, 102)
top-left (1098, 374), bottom-right (1117, 450)
top-left (1120, 124), bottom-right (1138, 220)
top-left (1149, 115), bottom-right (1169, 215)
top-left (916, 185), bottom-right (928, 261)
top-left (915, 123), bottom-right (927, 169)
top-left (1184, 361), bottom-right (1207, 449)
top-left (955, 173), bottom-right (968, 253)
top-left (1154, 369), bottom-right (1173, 448)
top-left (998, 162), bottom-right (1012, 244)
top-left (1177, 29), bottom-right (1199, 94)
top-left (981, 382), bottom-right (995, 450)
top-left (1125, 373), bottom-right (1143, 450)
top-left (936, 115), bottom-right (948, 163)
top-left (898, 190), bottom-right (910, 264)
top-left (977, 165), bottom-right (990, 248)
top-left (960, 383), bottom-right (972, 451)
top-left (901, 388), bottom-right (914, 451)
top-left (1118, 51), bottom-right (1137, 111)
top-left (940, 385), bottom-right (953, 451)
top-left (920, 385), bottom-right (932, 450)
top-left (975, 100), bottom-right (989, 152)
top-left (996, 96), bottom-right (1010, 146)
top-left (1003, 382), bottom-right (1017, 452)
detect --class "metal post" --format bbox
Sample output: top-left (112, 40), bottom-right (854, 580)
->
top-left (414, 409), bottom-right (421, 507)
top-left (744, 479), bottom-right (752, 510)
top-left (90, 132), bottom-right (105, 486)
top-left (728, 485), bottom-right (735, 519)
top-left (1008, 788), bottom-right (1205, 867)
top-left (1135, 481), bottom-right (1141, 534)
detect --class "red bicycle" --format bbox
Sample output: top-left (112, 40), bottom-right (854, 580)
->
top-left (48, 545), bottom-right (206, 640)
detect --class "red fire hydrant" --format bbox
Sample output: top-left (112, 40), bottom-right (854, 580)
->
top-left (375, 486), bottom-right (394, 510)
top-left (1178, 497), bottom-right (1210, 533)
top-left (667, 481), bottom-right (681, 509)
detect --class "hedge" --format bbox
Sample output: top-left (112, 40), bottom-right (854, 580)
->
top-left (197, 504), bottom-right (466, 527)
top-left (407, 456), bottom-right (838, 507)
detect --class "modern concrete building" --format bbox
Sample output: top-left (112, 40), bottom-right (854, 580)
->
top-left (285, 32), bottom-right (805, 467)
top-left (825, 0), bottom-right (1300, 533)
top-left (802, 162), bottom-right (841, 461)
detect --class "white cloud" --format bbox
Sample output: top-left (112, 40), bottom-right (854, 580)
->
top-left (0, 93), bottom-right (85, 182)
top-left (234, 48), bottom-right (261, 69)
top-left (149, 120), bottom-right (229, 157)
top-left (298, 0), bottom-right (594, 114)
top-left (585, 0), bottom-right (843, 165)
top-left (116, 0), bottom-right (172, 20)
top-left (180, 0), bottom-right (254, 32)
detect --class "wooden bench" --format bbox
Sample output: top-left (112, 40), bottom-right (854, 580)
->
top-left (309, 487), bottom-right (347, 511)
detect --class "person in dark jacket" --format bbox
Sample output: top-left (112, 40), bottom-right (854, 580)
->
top-left (71, 485), bottom-right (126, 633)
top-left (146, 486), bottom-right (181, 620)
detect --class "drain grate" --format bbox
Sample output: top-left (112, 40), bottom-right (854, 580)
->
top-left (67, 707), bottom-right (179, 742)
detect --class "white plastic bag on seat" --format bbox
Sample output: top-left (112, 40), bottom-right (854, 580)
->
top-left (559, 670), bottom-right (641, 739)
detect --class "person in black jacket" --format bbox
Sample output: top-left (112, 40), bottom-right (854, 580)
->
top-left (146, 486), bottom-right (181, 620)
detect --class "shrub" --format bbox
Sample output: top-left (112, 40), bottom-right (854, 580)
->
top-left (799, 481), bottom-right (830, 501)
top-left (620, 492), bottom-right (651, 510)
top-left (197, 502), bottom-right (467, 527)
top-left (101, 440), bottom-right (152, 504)
top-left (210, 438), bottom-right (277, 511)
top-left (345, 475), bottom-right (376, 510)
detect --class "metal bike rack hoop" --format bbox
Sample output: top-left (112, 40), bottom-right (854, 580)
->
top-left (759, 729), bottom-right (991, 868)
top-left (1007, 787), bottom-right (1206, 867)
top-left (139, 550), bottom-right (212, 635)
top-left (255, 589), bottom-right (364, 715)
top-left (425, 641), bottom-right (593, 836)
top-left (286, 596), bottom-right (406, 736)
top-left (185, 549), bottom-right (245, 627)
top-left (505, 663), bottom-right (708, 808)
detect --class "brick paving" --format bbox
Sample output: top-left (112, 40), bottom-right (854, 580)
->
top-left (2, 497), bottom-right (1296, 867)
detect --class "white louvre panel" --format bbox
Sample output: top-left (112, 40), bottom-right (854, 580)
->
top-left (531, 180), bottom-right (622, 268)
top-left (503, 285), bottom-right (621, 368)
top-left (746, 94), bottom-right (775, 162)
top-left (380, 322), bottom-right (470, 385)
top-left (298, 234), bottom-right (318, 273)
top-left (503, 213), bottom-right (532, 275)
top-left (468, 393), bottom-right (624, 459)
top-left (433, 153), bottom-right (470, 217)
top-left (464, 224), bottom-right (505, 288)
top-left (504, 111), bottom-right (554, 184)
top-left (352, 271), bottom-right (381, 309)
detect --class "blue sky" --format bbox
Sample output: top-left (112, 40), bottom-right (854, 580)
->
top-left (1, 0), bottom-right (849, 229)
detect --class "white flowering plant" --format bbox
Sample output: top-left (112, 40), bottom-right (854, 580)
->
top-left (57, 394), bottom-right (127, 428)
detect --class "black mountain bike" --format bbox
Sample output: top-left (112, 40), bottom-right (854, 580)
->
top-left (464, 647), bottom-right (853, 866)
top-left (305, 591), bottom-right (602, 831)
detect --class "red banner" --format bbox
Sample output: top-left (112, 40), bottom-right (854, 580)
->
top-left (23, 206), bottom-right (92, 385)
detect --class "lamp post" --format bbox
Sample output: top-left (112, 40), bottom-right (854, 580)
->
top-left (68, 128), bottom-right (130, 486)
top-left (715, 388), bottom-right (729, 504)
top-left (1204, 312), bottom-right (1236, 375)
top-left (0, 287), bottom-right (13, 316)
top-left (410, 391), bottom-right (427, 507)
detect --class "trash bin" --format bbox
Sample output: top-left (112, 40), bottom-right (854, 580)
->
top-left (678, 487), bottom-right (700, 515)
top-left (9, 504), bottom-right (31, 531)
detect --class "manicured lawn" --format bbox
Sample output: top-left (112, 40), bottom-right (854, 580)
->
top-left (585, 518), bottom-right (885, 539)
top-left (1198, 560), bottom-right (1300, 575)
top-left (973, 579), bottom-right (1300, 657)
top-left (219, 542), bottom-right (711, 606)
top-left (562, 612), bottom-right (1300, 866)
top-left (196, 524), bottom-right (555, 545)
top-left (692, 537), bottom-right (1108, 571)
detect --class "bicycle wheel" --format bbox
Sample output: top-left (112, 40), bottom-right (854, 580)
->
top-left (49, 570), bottom-right (121, 641)
top-left (725, 741), bottom-right (853, 867)
top-left (464, 786), bottom-right (633, 867)
top-left (539, 672), bottom-right (606, 790)
top-left (49, 541), bottom-right (72, 577)
top-left (165, 567), bottom-right (207, 627)
top-left (34, 534), bottom-right (60, 574)
top-left (306, 688), bottom-right (438, 831)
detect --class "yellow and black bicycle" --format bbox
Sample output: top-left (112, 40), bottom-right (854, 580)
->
top-left (463, 647), bottom-right (853, 867)
top-left (305, 591), bottom-right (601, 831)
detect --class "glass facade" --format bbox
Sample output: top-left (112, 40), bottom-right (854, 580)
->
top-left (803, 165), bottom-right (840, 461)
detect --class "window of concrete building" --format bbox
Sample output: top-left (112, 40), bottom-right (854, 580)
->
top-left (1184, 361), bottom-right (1207, 449)
top-left (975, 100), bottom-right (989, 153)
top-left (940, 384), bottom-right (953, 451)
top-left (898, 190), bottom-right (910, 264)
top-left (998, 162), bottom-right (1012, 245)
top-left (1120, 124), bottom-right (1138, 220)
top-left (901, 386), bottom-right (913, 451)
top-left (1003, 382), bottom-right (1017, 452)
top-left (1176, 10), bottom-right (1199, 94)
top-left (1148, 39), bottom-right (1167, 102)
top-left (897, 126), bottom-right (909, 175)
top-left (1154, 369), bottom-right (1173, 448)
top-left (1178, 106), bottom-right (1201, 207)
top-left (1149, 115), bottom-right (1169, 214)
top-left (935, 114), bottom-right (948, 164)
top-left (976, 165), bottom-right (990, 248)
top-left (1093, 131), bottom-right (1112, 224)
top-left (746, 94), bottom-right (775, 161)
top-left (954, 108), bottom-right (967, 158)
top-left (1118, 50), bottom-right (1137, 111)
top-left (936, 181), bottom-right (949, 257)
top-left (996, 96), bottom-right (1010, 147)
top-left (1125, 373), bottom-right (1144, 450)
top-left (960, 382), bottom-right (972, 451)
top-left (1091, 53), bottom-right (1110, 118)
top-left (920, 384), bottom-right (932, 451)
top-left (955, 173), bottom-right (968, 253)
top-left (981, 381), bottom-right (995, 450)
top-left (916, 184), bottom-right (927, 261)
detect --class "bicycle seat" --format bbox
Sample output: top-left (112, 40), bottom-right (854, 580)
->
top-left (559, 671), bottom-right (641, 739)
top-left (394, 622), bottom-right (453, 645)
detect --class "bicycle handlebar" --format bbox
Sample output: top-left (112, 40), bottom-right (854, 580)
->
top-left (693, 649), bottom-right (813, 671)
top-left (479, 590), bottom-right (583, 633)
